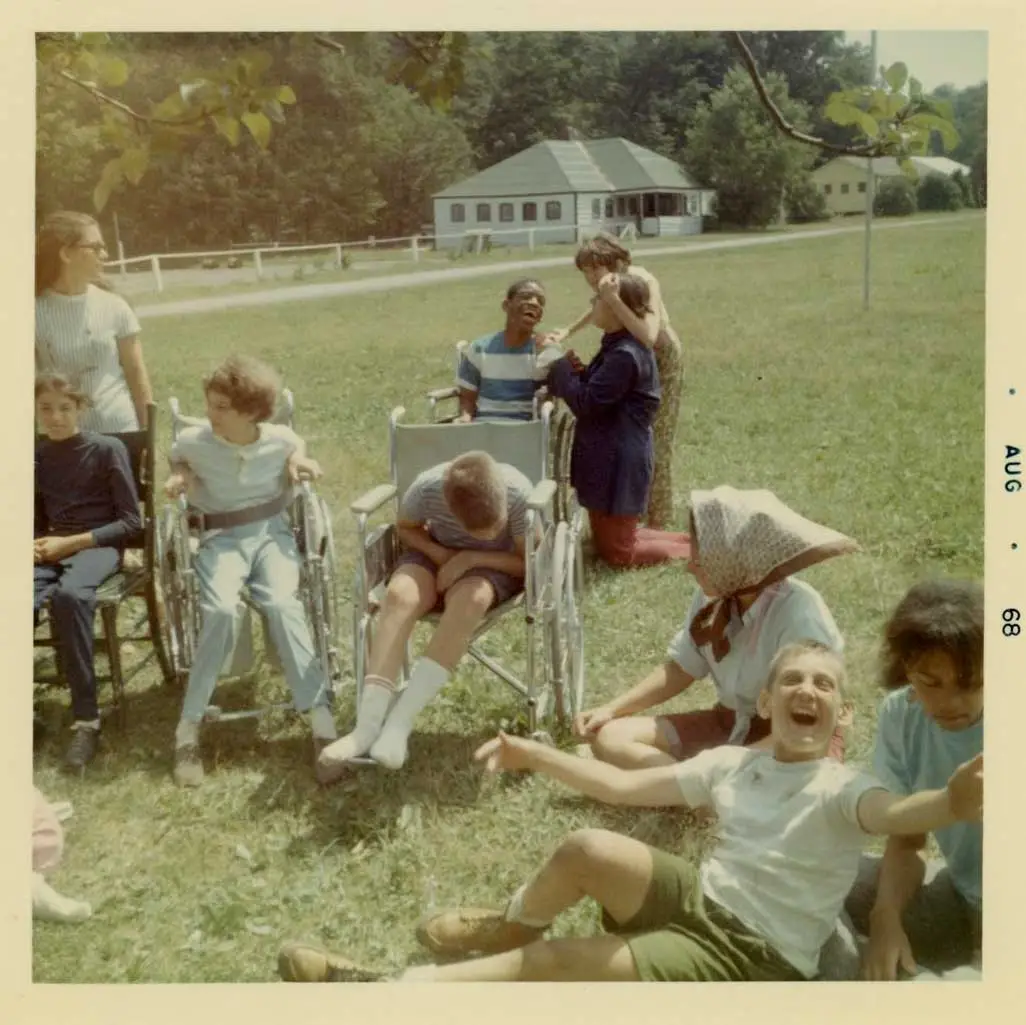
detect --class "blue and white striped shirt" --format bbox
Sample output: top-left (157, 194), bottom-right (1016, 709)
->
top-left (456, 331), bottom-right (561, 421)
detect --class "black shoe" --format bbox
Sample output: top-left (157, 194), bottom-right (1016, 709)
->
top-left (64, 725), bottom-right (100, 771)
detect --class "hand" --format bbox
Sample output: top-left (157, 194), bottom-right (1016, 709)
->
top-left (474, 731), bottom-right (539, 773)
top-left (436, 550), bottom-right (473, 592)
top-left (574, 704), bottom-right (617, 738)
top-left (163, 472), bottom-right (189, 499)
top-left (596, 272), bottom-right (619, 302)
top-left (34, 536), bottom-right (79, 564)
top-left (946, 752), bottom-right (983, 822)
top-left (862, 911), bottom-right (917, 980)
top-left (288, 454), bottom-right (323, 483)
top-left (540, 329), bottom-right (568, 347)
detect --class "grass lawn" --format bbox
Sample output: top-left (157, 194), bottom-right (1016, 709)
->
top-left (32, 214), bottom-right (985, 982)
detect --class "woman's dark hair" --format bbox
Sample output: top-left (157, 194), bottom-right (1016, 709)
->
top-left (881, 579), bottom-right (984, 691)
top-left (574, 231), bottom-right (632, 272)
top-left (35, 371), bottom-right (92, 408)
top-left (616, 273), bottom-right (653, 318)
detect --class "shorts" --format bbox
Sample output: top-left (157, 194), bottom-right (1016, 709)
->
top-left (395, 549), bottom-right (523, 610)
top-left (658, 703), bottom-right (846, 762)
top-left (604, 846), bottom-right (802, 982)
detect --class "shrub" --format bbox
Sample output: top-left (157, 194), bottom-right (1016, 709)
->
top-left (874, 178), bottom-right (917, 217)
top-left (949, 170), bottom-right (975, 208)
top-left (785, 177), bottom-right (831, 223)
top-left (917, 172), bottom-right (963, 212)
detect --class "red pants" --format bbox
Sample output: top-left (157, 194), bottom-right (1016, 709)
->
top-left (660, 703), bottom-right (847, 762)
top-left (588, 510), bottom-right (691, 569)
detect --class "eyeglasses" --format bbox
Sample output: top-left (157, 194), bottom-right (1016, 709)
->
top-left (75, 242), bottom-right (108, 253)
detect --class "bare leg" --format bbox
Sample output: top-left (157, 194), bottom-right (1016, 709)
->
top-left (592, 717), bottom-right (677, 769)
top-left (402, 935), bottom-right (639, 982)
top-left (366, 564), bottom-right (437, 680)
top-left (423, 575), bottom-right (496, 670)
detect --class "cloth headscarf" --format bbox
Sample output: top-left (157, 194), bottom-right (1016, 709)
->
top-left (688, 486), bottom-right (859, 664)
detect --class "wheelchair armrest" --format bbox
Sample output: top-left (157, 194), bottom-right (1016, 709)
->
top-left (527, 479), bottom-right (557, 512)
top-left (350, 483), bottom-right (397, 517)
top-left (427, 386), bottom-right (459, 402)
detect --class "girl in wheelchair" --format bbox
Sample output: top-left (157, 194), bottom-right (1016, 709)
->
top-left (163, 355), bottom-right (336, 786)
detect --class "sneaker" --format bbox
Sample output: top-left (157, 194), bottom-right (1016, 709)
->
top-left (414, 907), bottom-right (544, 958)
top-left (173, 743), bottom-right (204, 787)
top-left (64, 724), bottom-right (99, 771)
top-left (277, 941), bottom-right (383, 983)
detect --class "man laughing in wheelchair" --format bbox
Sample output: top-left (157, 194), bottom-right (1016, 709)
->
top-left (163, 355), bottom-right (337, 787)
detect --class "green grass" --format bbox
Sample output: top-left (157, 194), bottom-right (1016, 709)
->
top-left (32, 214), bottom-right (985, 982)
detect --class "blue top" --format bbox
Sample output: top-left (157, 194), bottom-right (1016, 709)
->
top-left (872, 686), bottom-right (982, 908)
top-left (547, 329), bottom-right (660, 516)
top-left (34, 432), bottom-right (141, 549)
top-left (456, 331), bottom-right (556, 421)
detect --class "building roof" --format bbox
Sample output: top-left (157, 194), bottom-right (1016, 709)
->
top-left (816, 155), bottom-right (972, 178)
top-left (433, 138), bottom-right (705, 200)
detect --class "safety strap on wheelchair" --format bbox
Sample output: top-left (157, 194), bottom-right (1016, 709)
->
top-left (186, 491), bottom-right (291, 532)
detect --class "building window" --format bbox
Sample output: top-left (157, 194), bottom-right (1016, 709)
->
top-left (840, 184), bottom-right (850, 195)
top-left (522, 202), bottom-right (537, 222)
top-left (591, 198), bottom-right (601, 218)
top-left (857, 182), bottom-right (867, 194)
top-left (604, 198), bottom-right (614, 217)
top-left (823, 184), bottom-right (832, 195)
top-left (616, 196), bottom-right (626, 217)
top-left (451, 203), bottom-right (465, 222)
top-left (476, 203), bottom-right (492, 222)
top-left (545, 200), bottom-right (562, 221)
top-left (499, 202), bottom-right (514, 222)
top-left (627, 196), bottom-right (639, 215)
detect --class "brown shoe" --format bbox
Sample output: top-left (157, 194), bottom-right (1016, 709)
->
top-left (415, 907), bottom-right (544, 958)
top-left (277, 941), bottom-right (383, 982)
top-left (173, 743), bottom-right (204, 787)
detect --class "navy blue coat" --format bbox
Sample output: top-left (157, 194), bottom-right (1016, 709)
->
top-left (547, 329), bottom-right (661, 517)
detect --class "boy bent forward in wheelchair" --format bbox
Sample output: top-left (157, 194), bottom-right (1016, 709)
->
top-left (318, 450), bottom-right (533, 781)
top-left (164, 355), bottom-right (335, 787)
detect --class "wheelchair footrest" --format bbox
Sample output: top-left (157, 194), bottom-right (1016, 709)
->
top-left (202, 702), bottom-right (293, 724)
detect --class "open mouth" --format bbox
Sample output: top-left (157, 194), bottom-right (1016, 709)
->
top-left (790, 709), bottom-right (818, 727)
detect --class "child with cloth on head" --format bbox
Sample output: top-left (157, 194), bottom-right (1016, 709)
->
top-left (545, 273), bottom-right (690, 569)
top-left (34, 372), bottom-right (142, 770)
top-left (277, 639), bottom-right (983, 983)
top-left (163, 354), bottom-right (335, 787)
top-left (822, 578), bottom-right (984, 981)
top-left (576, 486), bottom-right (855, 767)
top-left (316, 450), bottom-right (534, 781)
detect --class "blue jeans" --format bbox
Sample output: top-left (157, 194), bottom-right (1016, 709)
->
top-left (180, 516), bottom-right (327, 722)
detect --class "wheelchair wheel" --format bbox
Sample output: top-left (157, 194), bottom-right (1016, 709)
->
top-left (157, 505), bottom-right (198, 685)
top-left (547, 521), bottom-right (585, 728)
top-left (552, 407), bottom-right (576, 524)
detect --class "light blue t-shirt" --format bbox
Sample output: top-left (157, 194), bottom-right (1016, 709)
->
top-left (872, 686), bottom-right (982, 908)
top-left (667, 577), bottom-right (844, 739)
top-left (456, 331), bottom-right (560, 421)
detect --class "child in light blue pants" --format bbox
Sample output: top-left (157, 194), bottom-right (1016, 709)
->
top-left (164, 355), bottom-right (336, 786)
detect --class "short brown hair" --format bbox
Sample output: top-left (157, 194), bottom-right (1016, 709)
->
top-left (574, 231), bottom-right (632, 272)
top-left (765, 640), bottom-right (847, 696)
top-left (881, 579), bottom-right (983, 692)
top-left (35, 371), bottom-right (91, 408)
top-left (442, 451), bottom-right (507, 532)
top-left (203, 355), bottom-right (280, 422)
top-left (616, 273), bottom-right (653, 318)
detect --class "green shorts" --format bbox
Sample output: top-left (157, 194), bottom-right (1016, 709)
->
top-left (604, 846), bottom-right (803, 982)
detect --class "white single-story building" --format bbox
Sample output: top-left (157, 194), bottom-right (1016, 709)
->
top-left (432, 137), bottom-right (716, 249)
top-left (812, 155), bottom-right (972, 215)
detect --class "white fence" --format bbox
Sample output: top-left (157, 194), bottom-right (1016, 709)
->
top-left (104, 222), bottom-right (639, 295)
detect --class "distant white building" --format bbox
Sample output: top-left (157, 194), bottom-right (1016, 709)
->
top-left (812, 155), bottom-right (972, 214)
top-left (432, 137), bottom-right (716, 249)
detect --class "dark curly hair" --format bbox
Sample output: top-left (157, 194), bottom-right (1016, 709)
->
top-left (881, 579), bottom-right (983, 691)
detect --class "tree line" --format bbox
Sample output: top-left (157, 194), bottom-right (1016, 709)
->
top-left (36, 31), bottom-right (988, 252)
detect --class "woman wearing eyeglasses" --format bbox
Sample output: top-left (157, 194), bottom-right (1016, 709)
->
top-left (35, 211), bottom-right (153, 432)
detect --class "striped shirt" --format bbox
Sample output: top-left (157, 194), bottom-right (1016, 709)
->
top-left (35, 285), bottom-right (142, 432)
top-left (170, 422), bottom-right (300, 516)
top-left (456, 331), bottom-right (562, 421)
top-left (399, 462), bottom-right (532, 551)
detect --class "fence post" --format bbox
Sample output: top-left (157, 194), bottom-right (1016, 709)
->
top-left (150, 254), bottom-right (163, 294)
top-left (528, 228), bottom-right (535, 252)
top-left (410, 235), bottom-right (419, 263)
top-left (117, 240), bottom-right (127, 279)
top-left (334, 244), bottom-right (343, 269)
top-left (254, 249), bottom-right (264, 282)
top-left (475, 232), bottom-right (484, 255)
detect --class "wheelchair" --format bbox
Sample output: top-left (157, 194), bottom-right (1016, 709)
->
top-left (425, 340), bottom-right (578, 525)
top-left (349, 402), bottom-right (585, 744)
top-left (155, 390), bottom-right (343, 723)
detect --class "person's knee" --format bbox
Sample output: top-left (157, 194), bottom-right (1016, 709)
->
top-left (592, 718), bottom-right (640, 762)
top-left (50, 585), bottom-right (94, 614)
top-left (383, 573), bottom-right (434, 620)
top-left (443, 577), bottom-right (494, 619)
top-left (593, 534), bottom-right (632, 568)
top-left (553, 828), bottom-right (618, 875)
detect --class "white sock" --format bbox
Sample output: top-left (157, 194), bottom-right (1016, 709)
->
top-left (370, 658), bottom-right (450, 770)
top-left (175, 718), bottom-right (200, 748)
top-left (306, 705), bottom-right (337, 741)
top-left (319, 677), bottom-right (395, 764)
top-left (504, 880), bottom-right (552, 929)
top-left (73, 719), bottom-right (100, 732)
top-left (32, 873), bottom-right (92, 924)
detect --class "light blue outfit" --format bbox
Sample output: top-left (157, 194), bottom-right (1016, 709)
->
top-left (171, 423), bottom-right (328, 722)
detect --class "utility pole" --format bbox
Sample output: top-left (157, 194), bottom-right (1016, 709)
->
top-left (863, 30), bottom-right (878, 311)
